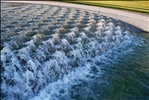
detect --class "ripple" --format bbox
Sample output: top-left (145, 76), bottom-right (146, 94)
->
top-left (1, 3), bottom-right (146, 100)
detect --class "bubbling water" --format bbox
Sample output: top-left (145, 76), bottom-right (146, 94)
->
top-left (1, 4), bottom-right (145, 100)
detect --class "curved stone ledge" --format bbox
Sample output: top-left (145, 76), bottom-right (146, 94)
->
top-left (2, 0), bottom-right (149, 32)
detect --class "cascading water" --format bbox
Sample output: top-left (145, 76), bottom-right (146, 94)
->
top-left (1, 3), bottom-right (149, 100)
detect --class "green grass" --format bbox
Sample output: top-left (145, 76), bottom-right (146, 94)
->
top-left (56, 0), bottom-right (149, 15)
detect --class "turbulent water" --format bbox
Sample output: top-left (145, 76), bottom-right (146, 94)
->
top-left (1, 4), bottom-right (149, 100)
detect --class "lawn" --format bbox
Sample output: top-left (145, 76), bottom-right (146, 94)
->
top-left (63, 0), bottom-right (149, 14)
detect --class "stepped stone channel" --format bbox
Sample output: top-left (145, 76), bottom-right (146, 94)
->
top-left (1, 3), bottom-right (145, 100)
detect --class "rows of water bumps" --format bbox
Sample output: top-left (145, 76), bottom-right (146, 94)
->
top-left (1, 4), bottom-right (134, 99)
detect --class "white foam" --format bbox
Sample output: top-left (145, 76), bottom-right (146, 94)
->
top-left (1, 4), bottom-right (144, 100)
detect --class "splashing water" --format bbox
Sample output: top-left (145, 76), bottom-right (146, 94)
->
top-left (1, 3), bottom-right (149, 100)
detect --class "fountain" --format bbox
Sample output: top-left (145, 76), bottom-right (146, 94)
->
top-left (1, 3), bottom-right (149, 100)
